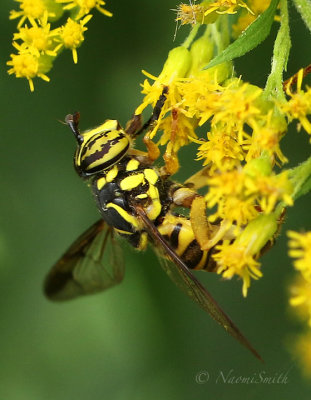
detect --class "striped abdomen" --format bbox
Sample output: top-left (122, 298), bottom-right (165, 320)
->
top-left (157, 213), bottom-right (216, 271)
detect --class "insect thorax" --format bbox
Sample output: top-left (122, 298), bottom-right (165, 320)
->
top-left (91, 156), bottom-right (174, 250)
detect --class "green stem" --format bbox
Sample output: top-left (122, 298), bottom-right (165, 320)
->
top-left (264, 0), bottom-right (291, 101)
top-left (203, 23), bottom-right (212, 39)
top-left (292, 0), bottom-right (311, 32)
top-left (219, 15), bottom-right (230, 49)
top-left (182, 24), bottom-right (200, 48)
top-left (210, 22), bottom-right (224, 53)
top-left (211, 16), bottom-right (231, 54)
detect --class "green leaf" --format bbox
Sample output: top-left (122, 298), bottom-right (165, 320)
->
top-left (293, 0), bottom-right (311, 33)
top-left (204, 0), bottom-right (280, 70)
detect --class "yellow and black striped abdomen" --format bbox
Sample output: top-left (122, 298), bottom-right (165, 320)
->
top-left (157, 213), bottom-right (214, 271)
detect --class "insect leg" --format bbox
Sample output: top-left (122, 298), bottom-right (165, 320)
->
top-left (134, 86), bottom-right (169, 137)
top-left (126, 86), bottom-right (169, 163)
top-left (171, 187), bottom-right (212, 250)
top-left (125, 86), bottom-right (168, 138)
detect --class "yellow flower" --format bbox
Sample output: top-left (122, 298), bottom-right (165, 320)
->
top-left (205, 169), bottom-right (246, 206)
top-left (217, 196), bottom-right (259, 226)
top-left (56, 15), bottom-right (92, 63)
top-left (289, 332), bottom-right (311, 378)
top-left (288, 231), bottom-right (311, 282)
top-left (181, 80), bottom-right (264, 143)
top-left (13, 13), bottom-right (59, 57)
top-left (245, 171), bottom-right (293, 213)
top-left (159, 110), bottom-right (197, 150)
top-left (204, 0), bottom-right (253, 16)
top-left (244, 110), bottom-right (288, 165)
top-left (213, 214), bottom-right (278, 296)
top-left (204, 162), bottom-right (292, 225)
top-left (193, 126), bottom-right (244, 171)
top-left (205, 168), bottom-right (259, 225)
top-left (56, 0), bottom-right (112, 19)
top-left (280, 69), bottom-right (311, 136)
top-left (211, 82), bottom-right (263, 142)
top-left (289, 275), bottom-right (311, 326)
top-left (178, 76), bottom-right (225, 124)
top-left (7, 50), bottom-right (50, 91)
top-left (214, 241), bottom-right (261, 297)
top-left (288, 232), bottom-right (311, 376)
top-left (10, 0), bottom-right (48, 27)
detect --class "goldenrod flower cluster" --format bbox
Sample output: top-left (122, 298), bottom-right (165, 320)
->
top-left (136, 43), bottom-right (294, 295)
top-left (7, 0), bottom-right (112, 91)
top-left (134, 1), bottom-right (311, 298)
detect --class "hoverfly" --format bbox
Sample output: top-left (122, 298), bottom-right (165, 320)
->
top-left (45, 88), bottom-right (261, 361)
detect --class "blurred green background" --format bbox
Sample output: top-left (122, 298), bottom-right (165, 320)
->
top-left (1, 1), bottom-right (311, 399)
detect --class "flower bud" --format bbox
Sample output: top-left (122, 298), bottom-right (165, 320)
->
top-left (244, 154), bottom-right (272, 177)
top-left (198, 61), bottom-right (233, 83)
top-left (157, 46), bottom-right (191, 84)
top-left (235, 214), bottom-right (278, 256)
top-left (188, 35), bottom-right (214, 75)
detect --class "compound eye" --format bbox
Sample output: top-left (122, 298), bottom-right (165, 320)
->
top-left (77, 128), bottom-right (130, 174)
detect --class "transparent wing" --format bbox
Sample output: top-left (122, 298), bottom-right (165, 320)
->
top-left (44, 220), bottom-right (125, 301)
top-left (135, 207), bottom-right (262, 361)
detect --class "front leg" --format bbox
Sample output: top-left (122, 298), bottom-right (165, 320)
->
top-left (126, 86), bottom-right (169, 163)
top-left (170, 186), bottom-right (212, 251)
top-left (125, 86), bottom-right (169, 138)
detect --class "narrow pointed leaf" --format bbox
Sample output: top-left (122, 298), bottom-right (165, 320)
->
top-left (204, 0), bottom-right (280, 70)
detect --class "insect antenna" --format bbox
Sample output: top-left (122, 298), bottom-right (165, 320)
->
top-left (65, 112), bottom-right (84, 144)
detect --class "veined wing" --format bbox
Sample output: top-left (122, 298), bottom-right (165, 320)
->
top-left (44, 220), bottom-right (125, 301)
top-left (135, 207), bottom-right (262, 361)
